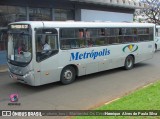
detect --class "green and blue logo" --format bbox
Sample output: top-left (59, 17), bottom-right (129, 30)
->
top-left (123, 44), bottom-right (138, 53)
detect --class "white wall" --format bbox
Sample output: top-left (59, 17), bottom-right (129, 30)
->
top-left (81, 9), bottom-right (133, 22)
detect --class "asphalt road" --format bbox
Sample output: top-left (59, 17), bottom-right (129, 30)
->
top-left (0, 51), bottom-right (160, 112)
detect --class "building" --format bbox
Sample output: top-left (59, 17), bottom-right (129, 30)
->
top-left (0, 0), bottom-right (144, 65)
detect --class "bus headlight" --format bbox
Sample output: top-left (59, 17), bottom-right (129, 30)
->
top-left (23, 70), bottom-right (34, 78)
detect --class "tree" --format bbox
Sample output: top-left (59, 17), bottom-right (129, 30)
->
top-left (135, 0), bottom-right (160, 24)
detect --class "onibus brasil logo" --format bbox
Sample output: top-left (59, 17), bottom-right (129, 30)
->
top-left (123, 44), bottom-right (138, 53)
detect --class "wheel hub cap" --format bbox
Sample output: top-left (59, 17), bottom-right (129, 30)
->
top-left (64, 70), bottom-right (72, 80)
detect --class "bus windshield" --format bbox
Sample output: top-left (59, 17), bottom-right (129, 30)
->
top-left (8, 24), bottom-right (32, 66)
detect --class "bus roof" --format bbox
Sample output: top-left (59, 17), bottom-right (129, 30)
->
top-left (9, 21), bottom-right (155, 28)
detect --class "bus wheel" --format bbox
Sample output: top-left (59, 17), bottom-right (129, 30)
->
top-left (60, 66), bottom-right (76, 85)
top-left (124, 55), bottom-right (134, 70)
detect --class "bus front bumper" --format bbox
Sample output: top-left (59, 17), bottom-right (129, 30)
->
top-left (9, 70), bottom-right (35, 86)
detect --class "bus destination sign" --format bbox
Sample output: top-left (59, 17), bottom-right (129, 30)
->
top-left (10, 25), bottom-right (29, 29)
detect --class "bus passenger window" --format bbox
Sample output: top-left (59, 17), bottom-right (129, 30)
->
top-left (87, 38), bottom-right (94, 47)
top-left (79, 29), bottom-right (84, 38)
top-left (79, 39), bottom-right (85, 48)
top-left (99, 29), bottom-right (105, 36)
top-left (95, 37), bottom-right (107, 46)
top-left (133, 28), bottom-right (138, 42)
top-left (149, 28), bottom-right (154, 41)
top-left (85, 30), bottom-right (90, 38)
top-left (119, 28), bottom-right (122, 35)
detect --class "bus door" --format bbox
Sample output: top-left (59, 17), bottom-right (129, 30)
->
top-left (35, 28), bottom-right (60, 84)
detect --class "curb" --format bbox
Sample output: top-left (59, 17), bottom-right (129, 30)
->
top-left (0, 65), bottom-right (8, 73)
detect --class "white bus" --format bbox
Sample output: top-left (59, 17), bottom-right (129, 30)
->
top-left (7, 21), bottom-right (155, 86)
top-left (155, 25), bottom-right (160, 50)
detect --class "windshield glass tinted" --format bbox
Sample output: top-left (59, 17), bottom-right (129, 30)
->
top-left (8, 24), bottom-right (32, 66)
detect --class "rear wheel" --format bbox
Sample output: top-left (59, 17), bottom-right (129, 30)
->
top-left (124, 55), bottom-right (134, 70)
top-left (60, 66), bottom-right (76, 85)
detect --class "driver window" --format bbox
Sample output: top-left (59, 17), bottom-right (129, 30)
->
top-left (36, 35), bottom-right (43, 52)
top-left (45, 35), bottom-right (58, 50)
top-left (36, 28), bottom-right (58, 62)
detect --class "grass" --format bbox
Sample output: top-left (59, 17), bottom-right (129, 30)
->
top-left (73, 81), bottom-right (160, 119)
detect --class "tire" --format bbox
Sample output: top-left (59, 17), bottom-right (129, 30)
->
top-left (60, 66), bottom-right (76, 85)
top-left (124, 55), bottom-right (134, 70)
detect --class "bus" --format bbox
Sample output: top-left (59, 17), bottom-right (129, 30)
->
top-left (7, 21), bottom-right (155, 86)
top-left (155, 25), bottom-right (160, 51)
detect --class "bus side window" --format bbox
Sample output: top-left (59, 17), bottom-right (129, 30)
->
top-left (133, 28), bottom-right (138, 42)
top-left (124, 28), bottom-right (133, 43)
top-left (36, 28), bottom-right (58, 62)
top-left (78, 29), bottom-right (85, 48)
top-left (60, 28), bottom-right (85, 49)
top-left (96, 37), bottom-right (108, 46)
top-left (149, 28), bottom-right (154, 41)
top-left (36, 35), bottom-right (43, 52)
top-left (101, 29), bottom-right (105, 36)
top-left (119, 28), bottom-right (122, 35)
top-left (85, 29), bottom-right (92, 47)
top-left (85, 28), bottom-right (105, 47)
top-left (79, 29), bottom-right (84, 38)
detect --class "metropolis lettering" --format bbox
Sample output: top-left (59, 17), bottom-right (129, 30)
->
top-left (70, 49), bottom-right (111, 61)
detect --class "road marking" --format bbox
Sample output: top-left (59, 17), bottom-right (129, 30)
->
top-left (142, 83), bottom-right (154, 88)
top-left (105, 98), bottom-right (120, 105)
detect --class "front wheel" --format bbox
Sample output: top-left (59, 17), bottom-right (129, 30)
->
top-left (124, 55), bottom-right (134, 70)
top-left (60, 66), bottom-right (76, 85)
